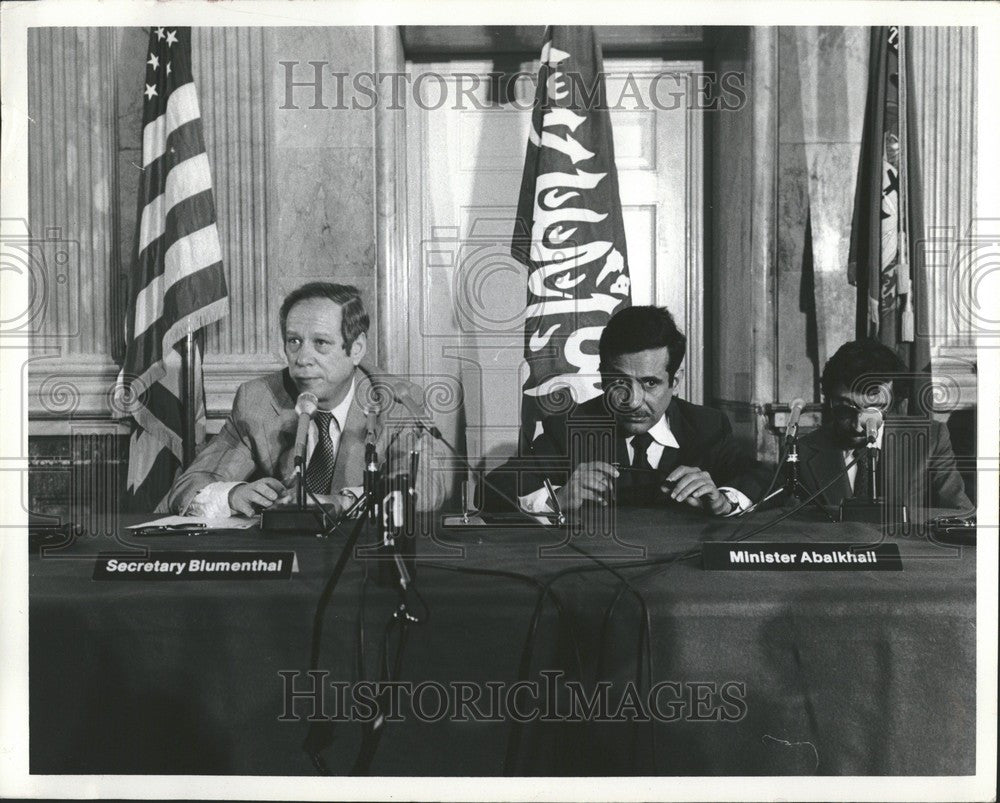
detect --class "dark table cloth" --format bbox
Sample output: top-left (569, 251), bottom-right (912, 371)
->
top-left (28, 506), bottom-right (975, 776)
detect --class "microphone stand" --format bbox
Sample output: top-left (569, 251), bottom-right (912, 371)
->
top-left (750, 433), bottom-right (836, 521)
top-left (296, 441), bottom-right (308, 509)
top-left (364, 440), bottom-right (380, 523)
top-left (865, 440), bottom-right (880, 501)
top-left (353, 448), bottom-right (427, 775)
top-left (838, 433), bottom-right (907, 525)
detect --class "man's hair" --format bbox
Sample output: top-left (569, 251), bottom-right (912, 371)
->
top-left (821, 338), bottom-right (908, 399)
top-left (598, 305), bottom-right (687, 380)
top-left (279, 282), bottom-right (370, 353)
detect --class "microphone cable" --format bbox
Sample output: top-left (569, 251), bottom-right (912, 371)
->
top-left (499, 537), bottom-right (654, 776)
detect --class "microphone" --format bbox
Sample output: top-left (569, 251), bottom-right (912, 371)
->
top-left (858, 408), bottom-right (883, 446)
top-left (294, 392), bottom-right (319, 465)
top-left (784, 398), bottom-right (805, 442)
top-left (294, 392), bottom-right (318, 509)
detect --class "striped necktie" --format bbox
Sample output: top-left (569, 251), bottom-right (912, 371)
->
top-left (306, 410), bottom-right (338, 495)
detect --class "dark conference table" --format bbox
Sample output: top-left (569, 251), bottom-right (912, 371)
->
top-left (29, 506), bottom-right (975, 776)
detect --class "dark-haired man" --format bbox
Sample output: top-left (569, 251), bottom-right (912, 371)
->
top-left (797, 339), bottom-right (972, 512)
top-left (165, 282), bottom-right (446, 516)
top-left (491, 306), bottom-right (761, 516)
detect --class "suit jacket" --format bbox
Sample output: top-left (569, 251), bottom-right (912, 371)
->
top-left (797, 418), bottom-right (972, 512)
top-left (165, 364), bottom-right (447, 514)
top-left (484, 395), bottom-right (765, 511)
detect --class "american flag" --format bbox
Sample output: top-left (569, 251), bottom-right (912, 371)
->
top-left (119, 27), bottom-right (228, 511)
top-left (513, 26), bottom-right (632, 446)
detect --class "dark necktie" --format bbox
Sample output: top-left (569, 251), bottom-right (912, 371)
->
top-left (307, 411), bottom-right (338, 495)
top-left (852, 446), bottom-right (870, 499)
top-left (630, 432), bottom-right (654, 471)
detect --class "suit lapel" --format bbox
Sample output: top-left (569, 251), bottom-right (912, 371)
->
top-left (799, 427), bottom-right (851, 505)
top-left (664, 398), bottom-right (693, 472)
top-left (269, 370), bottom-right (299, 483)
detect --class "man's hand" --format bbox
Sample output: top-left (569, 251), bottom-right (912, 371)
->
top-left (662, 465), bottom-right (732, 515)
top-left (555, 462), bottom-right (619, 511)
top-left (228, 478), bottom-right (286, 516)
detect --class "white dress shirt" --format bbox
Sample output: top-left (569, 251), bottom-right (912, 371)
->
top-left (185, 378), bottom-right (357, 518)
top-left (519, 412), bottom-right (751, 516)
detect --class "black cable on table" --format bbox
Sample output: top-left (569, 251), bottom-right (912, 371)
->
top-left (500, 536), bottom-right (655, 775)
top-left (563, 539), bottom-right (654, 773)
top-left (302, 511), bottom-right (370, 774)
top-left (351, 579), bottom-right (425, 775)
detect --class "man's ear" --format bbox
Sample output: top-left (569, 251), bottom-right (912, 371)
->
top-left (350, 332), bottom-right (368, 365)
top-left (670, 367), bottom-right (684, 389)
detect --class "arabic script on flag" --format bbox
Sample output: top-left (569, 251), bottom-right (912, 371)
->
top-left (513, 26), bottom-right (632, 440)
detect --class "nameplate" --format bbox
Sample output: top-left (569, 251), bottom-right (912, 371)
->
top-left (93, 551), bottom-right (298, 581)
top-left (702, 542), bottom-right (902, 571)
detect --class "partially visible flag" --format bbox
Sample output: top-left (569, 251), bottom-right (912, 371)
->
top-left (118, 27), bottom-right (228, 510)
top-left (848, 26), bottom-right (931, 410)
top-left (513, 26), bottom-right (632, 445)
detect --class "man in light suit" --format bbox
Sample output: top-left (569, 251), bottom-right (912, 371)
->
top-left (166, 282), bottom-right (445, 517)
top-left (797, 339), bottom-right (972, 512)
top-left (487, 306), bottom-right (764, 515)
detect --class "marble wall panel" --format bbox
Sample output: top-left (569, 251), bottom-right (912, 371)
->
top-left (27, 28), bottom-right (117, 357)
top-left (266, 27), bottom-right (378, 359)
top-left (271, 146), bottom-right (375, 274)
top-left (776, 27), bottom-right (867, 405)
top-left (778, 27), bottom-right (868, 146)
top-left (708, 30), bottom-right (755, 406)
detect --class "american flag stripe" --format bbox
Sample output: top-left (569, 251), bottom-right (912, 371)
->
top-left (133, 188), bottom-right (216, 288)
top-left (125, 429), bottom-right (178, 505)
top-left (134, 222), bottom-right (218, 336)
top-left (138, 118), bottom-right (210, 205)
top-left (127, 346), bottom-right (204, 490)
top-left (134, 224), bottom-right (224, 336)
top-left (128, 283), bottom-right (227, 393)
top-left (138, 153), bottom-right (215, 254)
top-left (128, 345), bottom-right (205, 484)
top-left (120, 27), bottom-right (228, 511)
top-left (142, 82), bottom-right (200, 167)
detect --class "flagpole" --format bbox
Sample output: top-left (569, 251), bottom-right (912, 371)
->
top-left (897, 26), bottom-right (915, 343)
top-left (182, 331), bottom-right (196, 468)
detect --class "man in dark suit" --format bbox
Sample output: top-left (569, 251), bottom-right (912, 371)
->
top-left (797, 339), bottom-right (972, 512)
top-left (165, 282), bottom-right (446, 517)
top-left (488, 306), bottom-right (762, 516)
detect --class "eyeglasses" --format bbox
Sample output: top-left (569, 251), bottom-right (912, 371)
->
top-left (830, 397), bottom-right (893, 417)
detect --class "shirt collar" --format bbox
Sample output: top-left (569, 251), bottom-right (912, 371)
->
top-left (627, 413), bottom-right (680, 450)
top-left (318, 377), bottom-right (356, 432)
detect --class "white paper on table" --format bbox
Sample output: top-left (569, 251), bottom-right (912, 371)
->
top-left (127, 515), bottom-right (257, 530)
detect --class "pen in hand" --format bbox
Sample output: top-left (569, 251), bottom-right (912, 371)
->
top-left (542, 478), bottom-right (566, 525)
